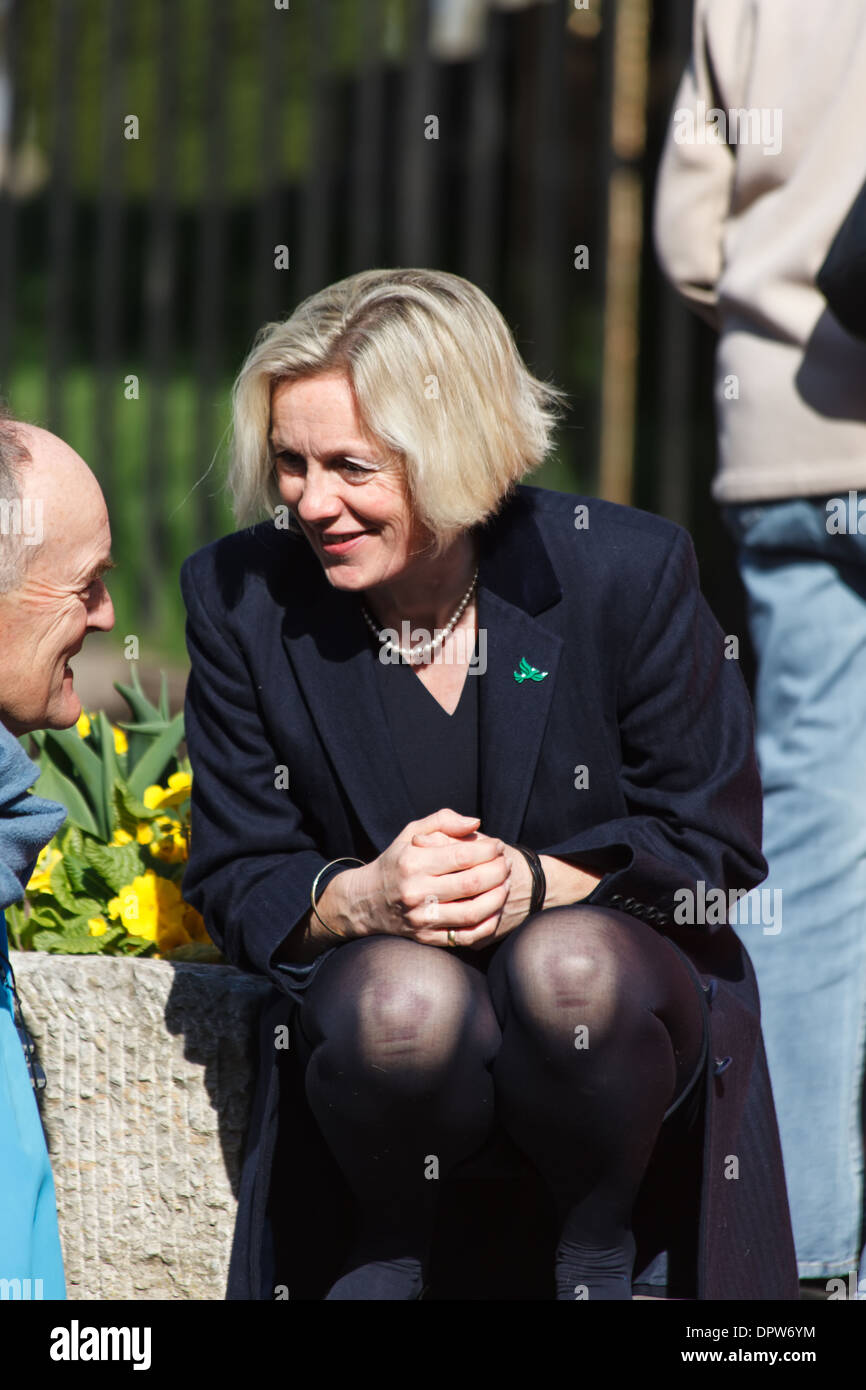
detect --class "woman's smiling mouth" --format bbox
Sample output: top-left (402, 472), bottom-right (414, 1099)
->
top-left (319, 530), bottom-right (374, 554)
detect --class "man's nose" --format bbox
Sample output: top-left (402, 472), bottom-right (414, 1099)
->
top-left (88, 581), bottom-right (115, 632)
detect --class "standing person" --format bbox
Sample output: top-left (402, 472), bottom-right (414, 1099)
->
top-left (653, 0), bottom-right (866, 1296)
top-left (0, 411), bottom-right (115, 1297)
top-left (181, 266), bottom-right (798, 1300)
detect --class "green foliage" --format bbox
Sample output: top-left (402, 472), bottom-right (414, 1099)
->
top-left (7, 669), bottom-right (222, 963)
top-left (13, 0), bottom-right (408, 203)
top-left (26, 666), bottom-right (181, 841)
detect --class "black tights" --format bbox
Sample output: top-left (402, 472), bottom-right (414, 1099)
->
top-left (293, 906), bottom-right (707, 1300)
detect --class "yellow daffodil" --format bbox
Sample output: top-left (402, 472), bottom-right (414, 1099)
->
top-left (149, 830), bottom-right (188, 863)
top-left (27, 845), bottom-right (62, 895)
top-left (76, 711), bottom-right (91, 739)
top-left (88, 916), bottom-right (108, 937)
top-left (182, 904), bottom-right (211, 945)
top-left (143, 772), bottom-right (192, 811)
top-left (107, 871), bottom-right (189, 953)
top-left (111, 828), bottom-right (133, 846)
top-left (148, 814), bottom-right (187, 862)
top-left (136, 823), bottom-right (154, 845)
top-left (112, 726), bottom-right (128, 755)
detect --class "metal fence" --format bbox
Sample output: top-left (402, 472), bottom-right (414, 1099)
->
top-left (0, 0), bottom-right (736, 668)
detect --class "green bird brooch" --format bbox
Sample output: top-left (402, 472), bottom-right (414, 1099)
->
top-left (513, 656), bottom-right (548, 683)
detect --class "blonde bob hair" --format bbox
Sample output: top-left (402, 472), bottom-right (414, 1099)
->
top-left (228, 267), bottom-right (569, 554)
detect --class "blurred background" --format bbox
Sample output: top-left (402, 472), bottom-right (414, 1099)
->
top-left (0, 0), bottom-right (742, 710)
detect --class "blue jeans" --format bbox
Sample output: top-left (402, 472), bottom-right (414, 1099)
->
top-left (722, 496), bottom-right (866, 1287)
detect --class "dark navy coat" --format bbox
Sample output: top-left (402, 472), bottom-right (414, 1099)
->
top-left (180, 484), bottom-right (799, 1301)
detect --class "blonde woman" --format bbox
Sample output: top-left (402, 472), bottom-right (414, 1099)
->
top-left (180, 268), bottom-right (797, 1300)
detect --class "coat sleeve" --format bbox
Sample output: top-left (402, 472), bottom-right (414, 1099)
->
top-left (179, 555), bottom-right (332, 986)
top-left (536, 526), bottom-right (767, 930)
top-left (651, 0), bottom-right (745, 330)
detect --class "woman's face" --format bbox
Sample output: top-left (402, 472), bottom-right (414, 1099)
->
top-left (269, 372), bottom-right (432, 593)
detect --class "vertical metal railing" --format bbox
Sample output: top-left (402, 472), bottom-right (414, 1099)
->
top-left (0, 0), bottom-right (22, 390)
top-left (93, 0), bottom-right (128, 530)
top-left (45, 0), bottom-right (77, 437)
top-left (142, 0), bottom-right (182, 628)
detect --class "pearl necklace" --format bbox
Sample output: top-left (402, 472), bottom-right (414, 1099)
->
top-left (361, 565), bottom-right (479, 664)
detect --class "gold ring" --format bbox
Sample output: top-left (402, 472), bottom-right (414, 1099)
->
top-left (447, 930), bottom-right (457, 947)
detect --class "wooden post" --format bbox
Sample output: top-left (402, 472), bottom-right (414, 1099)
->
top-left (598, 0), bottom-right (650, 505)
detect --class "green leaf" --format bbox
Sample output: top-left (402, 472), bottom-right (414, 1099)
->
top-left (113, 669), bottom-right (163, 725)
top-left (115, 719), bottom-right (179, 735)
top-left (111, 780), bottom-right (162, 836)
top-left (162, 942), bottom-right (224, 964)
top-left (96, 712), bottom-right (121, 837)
top-left (65, 895), bottom-right (105, 921)
top-left (62, 822), bottom-right (85, 859)
top-left (30, 761), bottom-right (100, 836)
top-left (4, 901), bottom-right (29, 949)
top-left (81, 839), bottom-right (143, 894)
top-left (64, 836), bottom-right (109, 901)
top-left (26, 901), bottom-right (76, 930)
top-left (48, 857), bottom-right (84, 914)
top-left (60, 824), bottom-right (89, 891)
top-left (31, 922), bottom-right (117, 955)
top-left (40, 726), bottom-right (104, 817)
top-left (119, 934), bottom-right (157, 957)
top-left (126, 712), bottom-right (185, 799)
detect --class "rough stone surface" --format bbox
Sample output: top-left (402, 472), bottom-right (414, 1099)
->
top-left (10, 953), bottom-right (272, 1300)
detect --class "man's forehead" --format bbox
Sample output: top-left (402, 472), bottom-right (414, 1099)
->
top-left (23, 469), bottom-right (112, 585)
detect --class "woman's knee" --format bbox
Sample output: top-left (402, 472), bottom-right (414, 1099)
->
top-left (301, 935), bottom-right (499, 1078)
top-left (488, 906), bottom-right (661, 1044)
top-left (488, 906), bottom-right (705, 1086)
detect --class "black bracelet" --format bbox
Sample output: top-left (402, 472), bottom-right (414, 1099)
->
top-left (514, 844), bottom-right (547, 916)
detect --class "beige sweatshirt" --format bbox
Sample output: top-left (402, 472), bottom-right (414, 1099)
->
top-left (653, 0), bottom-right (866, 504)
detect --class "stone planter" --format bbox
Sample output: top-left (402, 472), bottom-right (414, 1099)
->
top-left (10, 952), bottom-right (272, 1300)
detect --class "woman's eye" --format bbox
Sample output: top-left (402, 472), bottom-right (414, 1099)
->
top-left (341, 456), bottom-right (384, 480)
top-left (272, 453), bottom-right (377, 478)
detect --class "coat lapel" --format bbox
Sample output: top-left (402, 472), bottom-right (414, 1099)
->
top-left (281, 488), bottom-right (564, 852)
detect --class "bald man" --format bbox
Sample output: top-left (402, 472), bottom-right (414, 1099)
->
top-left (0, 418), bottom-right (115, 731)
top-left (0, 409), bottom-right (115, 1298)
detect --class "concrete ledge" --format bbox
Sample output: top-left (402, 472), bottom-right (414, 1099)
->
top-left (10, 952), bottom-right (272, 1300)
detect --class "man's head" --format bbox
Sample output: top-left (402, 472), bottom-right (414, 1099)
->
top-left (0, 413), bottom-right (114, 735)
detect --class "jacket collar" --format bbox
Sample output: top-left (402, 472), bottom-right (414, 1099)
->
top-left (281, 486), bottom-right (566, 851)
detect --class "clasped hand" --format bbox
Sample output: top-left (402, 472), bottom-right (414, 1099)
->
top-left (352, 807), bottom-right (535, 949)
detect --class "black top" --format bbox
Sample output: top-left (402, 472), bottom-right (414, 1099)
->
top-left (373, 644), bottom-right (480, 821)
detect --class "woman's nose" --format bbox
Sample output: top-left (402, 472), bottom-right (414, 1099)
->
top-left (295, 463), bottom-right (342, 524)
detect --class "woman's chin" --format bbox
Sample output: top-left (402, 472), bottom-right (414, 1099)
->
top-left (322, 562), bottom-right (377, 591)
